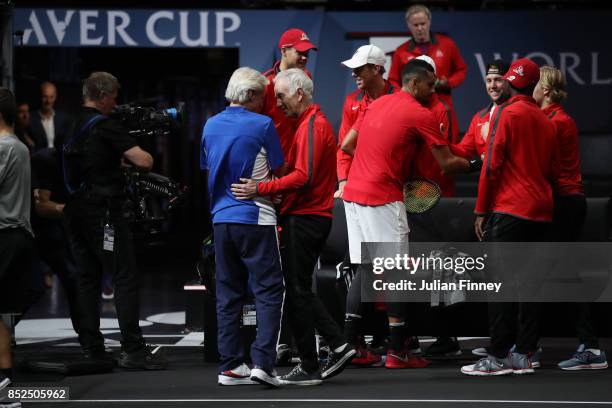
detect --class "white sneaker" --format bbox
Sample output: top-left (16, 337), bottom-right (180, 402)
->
top-left (218, 363), bottom-right (256, 385)
top-left (250, 367), bottom-right (280, 388)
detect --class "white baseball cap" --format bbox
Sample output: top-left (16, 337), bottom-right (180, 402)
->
top-left (415, 55), bottom-right (436, 75)
top-left (342, 45), bottom-right (386, 69)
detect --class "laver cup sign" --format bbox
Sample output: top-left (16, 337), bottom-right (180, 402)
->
top-left (360, 242), bottom-right (612, 303)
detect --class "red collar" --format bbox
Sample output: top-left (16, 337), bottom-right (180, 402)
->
top-left (542, 103), bottom-right (562, 116)
top-left (296, 104), bottom-right (319, 127)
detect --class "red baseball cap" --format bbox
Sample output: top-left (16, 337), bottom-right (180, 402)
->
top-left (503, 58), bottom-right (540, 89)
top-left (278, 28), bottom-right (317, 52)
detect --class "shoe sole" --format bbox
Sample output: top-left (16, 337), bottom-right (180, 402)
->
top-left (278, 379), bottom-right (322, 386)
top-left (532, 362), bottom-right (541, 368)
top-left (118, 362), bottom-right (168, 370)
top-left (385, 363), bottom-right (429, 369)
top-left (250, 369), bottom-right (280, 388)
top-left (426, 350), bottom-right (462, 358)
top-left (559, 362), bottom-right (608, 370)
top-left (218, 376), bottom-right (257, 386)
top-left (321, 348), bottom-right (357, 380)
top-left (472, 348), bottom-right (488, 357)
top-left (512, 368), bottom-right (535, 374)
top-left (461, 368), bottom-right (513, 376)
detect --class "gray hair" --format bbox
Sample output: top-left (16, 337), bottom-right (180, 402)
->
top-left (83, 72), bottom-right (120, 101)
top-left (225, 67), bottom-right (269, 104)
top-left (274, 68), bottom-right (313, 102)
top-left (405, 4), bottom-right (432, 22)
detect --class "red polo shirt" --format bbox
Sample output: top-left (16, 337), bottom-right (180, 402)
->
top-left (388, 33), bottom-right (467, 110)
top-left (343, 91), bottom-right (447, 206)
top-left (258, 104), bottom-right (336, 217)
top-left (543, 103), bottom-right (584, 196)
top-left (337, 80), bottom-right (396, 182)
top-left (475, 95), bottom-right (559, 222)
top-left (262, 62), bottom-right (312, 158)
top-left (414, 94), bottom-right (455, 196)
top-left (452, 103), bottom-right (496, 160)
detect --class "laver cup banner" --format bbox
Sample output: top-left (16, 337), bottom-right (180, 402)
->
top-left (13, 9), bottom-right (612, 134)
top-left (359, 242), bottom-right (612, 303)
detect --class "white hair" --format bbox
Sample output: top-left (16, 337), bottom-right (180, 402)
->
top-left (405, 4), bottom-right (432, 22)
top-left (225, 67), bottom-right (269, 104)
top-left (274, 68), bottom-right (313, 102)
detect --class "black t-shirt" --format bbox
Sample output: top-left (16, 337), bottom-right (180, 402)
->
top-left (73, 106), bottom-right (137, 190)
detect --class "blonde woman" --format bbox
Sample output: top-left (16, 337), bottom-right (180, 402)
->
top-left (534, 66), bottom-right (608, 371)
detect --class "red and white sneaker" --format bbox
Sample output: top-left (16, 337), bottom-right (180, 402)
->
top-left (218, 363), bottom-right (256, 385)
top-left (385, 349), bottom-right (429, 369)
top-left (352, 346), bottom-right (383, 366)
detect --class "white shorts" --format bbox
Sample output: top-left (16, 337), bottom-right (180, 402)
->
top-left (344, 200), bottom-right (409, 264)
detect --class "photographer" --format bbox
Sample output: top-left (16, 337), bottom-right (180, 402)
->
top-left (63, 72), bottom-right (166, 370)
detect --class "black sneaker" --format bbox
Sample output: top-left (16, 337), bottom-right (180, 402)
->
top-left (321, 344), bottom-right (356, 379)
top-left (276, 344), bottom-right (293, 367)
top-left (425, 337), bottom-right (461, 357)
top-left (278, 364), bottom-right (322, 386)
top-left (83, 348), bottom-right (116, 365)
top-left (117, 345), bottom-right (168, 370)
top-left (406, 336), bottom-right (422, 355)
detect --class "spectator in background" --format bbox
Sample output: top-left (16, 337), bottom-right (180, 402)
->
top-left (0, 87), bottom-right (35, 396)
top-left (30, 81), bottom-right (72, 151)
top-left (388, 4), bottom-right (466, 144)
top-left (15, 101), bottom-right (35, 150)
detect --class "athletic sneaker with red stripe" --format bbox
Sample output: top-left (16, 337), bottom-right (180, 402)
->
top-left (384, 350), bottom-right (429, 369)
top-left (352, 346), bottom-right (383, 366)
top-left (461, 355), bottom-right (513, 376)
top-left (218, 363), bottom-right (256, 385)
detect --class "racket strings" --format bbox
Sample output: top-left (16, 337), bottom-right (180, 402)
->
top-left (404, 180), bottom-right (441, 214)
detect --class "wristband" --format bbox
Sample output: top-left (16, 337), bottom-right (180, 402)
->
top-left (469, 158), bottom-right (483, 173)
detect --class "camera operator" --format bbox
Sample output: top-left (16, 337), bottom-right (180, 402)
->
top-left (63, 72), bottom-right (166, 370)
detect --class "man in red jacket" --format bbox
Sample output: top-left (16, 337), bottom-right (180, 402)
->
top-left (452, 60), bottom-right (510, 162)
top-left (336, 44), bottom-right (397, 366)
top-left (336, 44), bottom-right (396, 198)
top-left (232, 68), bottom-right (355, 385)
top-left (262, 28), bottom-right (317, 158)
top-left (462, 58), bottom-right (558, 377)
top-left (388, 4), bottom-right (466, 138)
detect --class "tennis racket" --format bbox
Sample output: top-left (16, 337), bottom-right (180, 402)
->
top-left (403, 179), bottom-right (442, 214)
